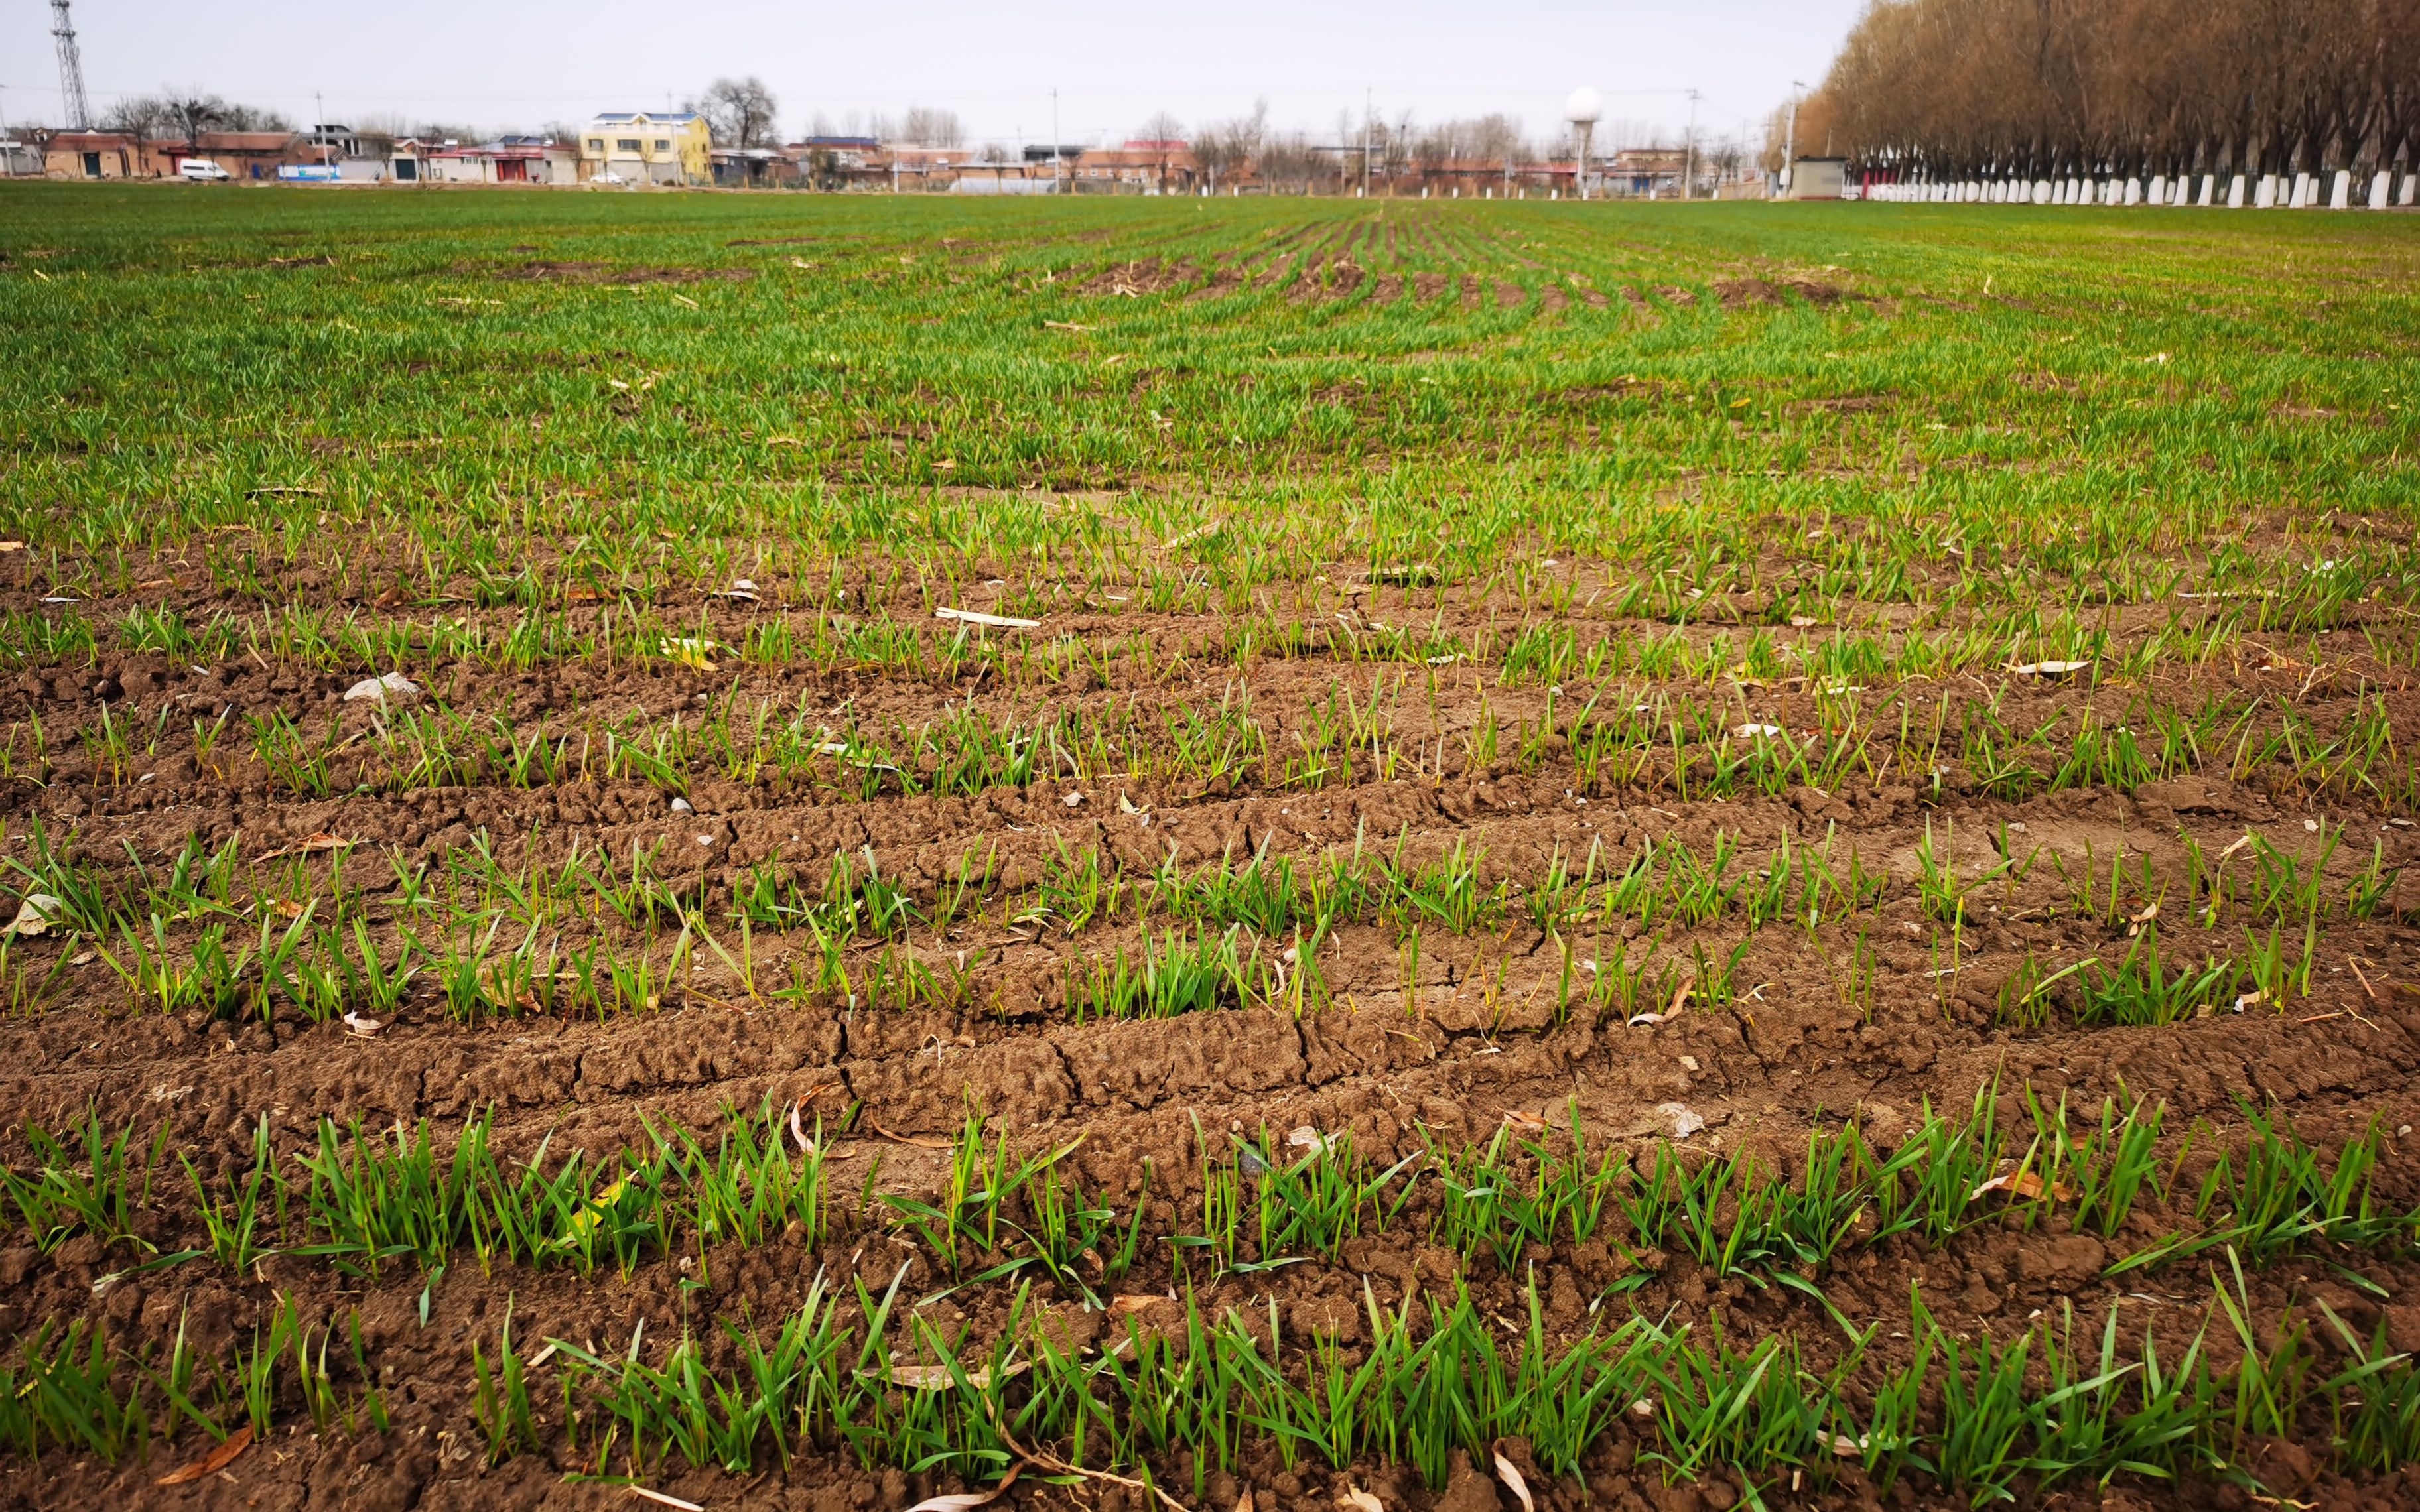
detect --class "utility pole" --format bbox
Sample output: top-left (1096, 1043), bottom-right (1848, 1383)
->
top-left (1781, 80), bottom-right (1804, 196)
top-left (1683, 89), bottom-right (1700, 200)
top-left (1362, 86), bottom-right (1371, 197)
top-left (1051, 88), bottom-right (1061, 192)
top-left (51, 0), bottom-right (91, 131)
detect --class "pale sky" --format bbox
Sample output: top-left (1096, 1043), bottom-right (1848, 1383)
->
top-left (5, 0), bottom-right (1863, 149)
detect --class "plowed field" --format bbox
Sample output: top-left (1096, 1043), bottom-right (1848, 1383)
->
top-left (3, 185), bottom-right (2420, 1512)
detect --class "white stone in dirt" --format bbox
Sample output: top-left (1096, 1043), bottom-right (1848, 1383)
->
top-left (344, 671), bottom-right (421, 703)
top-left (1655, 1102), bottom-right (1707, 1139)
top-left (671, 796), bottom-right (694, 812)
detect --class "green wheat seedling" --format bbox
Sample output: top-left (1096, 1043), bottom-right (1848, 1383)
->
top-left (1, 1108), bottom-right (169, 1257)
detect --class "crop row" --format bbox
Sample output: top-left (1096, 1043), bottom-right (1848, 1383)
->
top-left (15, 672), bottom-right (2419, 837)
top-left (5, 1092), bottom-right (2418, 1497)
top-left (2, 538), bottom-right (2395, 681)
top-left (11, 1257), bottom-right (2420, 1502)
top-left (7, 1087), bottom-right (2408, 1298)
top-left (1, 794), bottom-right (2399, 1029)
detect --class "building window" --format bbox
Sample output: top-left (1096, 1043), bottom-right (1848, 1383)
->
top-left (654, 139), bottom-right (670, 151)
top-left (588, 139), bottom-right (602, 151)
top-left (618, 139), bottom-right (641, 152)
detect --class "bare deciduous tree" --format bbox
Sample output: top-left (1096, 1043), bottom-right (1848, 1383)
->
top-left (1193, 99), bottom-right (1268, 191)
top-left (1259, 130), bottom-right (1321, 193)
top-left (164, 93), bottom-right (228, 158)
top-left (1805, 0), bottom-right (2419, 192)
top-left (101, 95), bottom-right (170, 140)
top-left (898, 107), bottom-right (965, 148)
top-left (1133, 113), bottom-right (1189, 191)
top-left (107, 89), bottom-right (284, 151)
top-left (694, 76), bottom-right (779, 148)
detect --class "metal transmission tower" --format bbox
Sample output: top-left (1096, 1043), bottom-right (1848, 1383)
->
top-left (52, 0), bottom-right (92, 131)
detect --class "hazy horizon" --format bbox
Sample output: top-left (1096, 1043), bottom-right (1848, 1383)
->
top-left (5, 0), bottom-right (1863, 149)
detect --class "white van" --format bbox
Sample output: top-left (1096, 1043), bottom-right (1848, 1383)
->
top-left (178, 158), bottom-right (231, 182)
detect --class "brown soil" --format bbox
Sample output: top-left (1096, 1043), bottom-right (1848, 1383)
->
top-left (1715, 277), bottom-right (1854, 309)
top-left (1079, 259), bottom-right (1194, 296)
top-left (489, 261), bottom-right (756, 284)
top-left (4, 550), bottom-right (2419, 1509)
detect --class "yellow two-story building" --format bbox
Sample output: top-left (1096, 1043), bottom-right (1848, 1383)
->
top-left (582, 111), bottom-right (711, 185)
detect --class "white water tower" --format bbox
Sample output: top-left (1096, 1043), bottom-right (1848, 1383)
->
top-left (1566, 87), bottom-right (1601, 200)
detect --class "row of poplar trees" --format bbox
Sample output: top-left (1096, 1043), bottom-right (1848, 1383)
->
top-left (1790, 0), bottom-right (2417, 186)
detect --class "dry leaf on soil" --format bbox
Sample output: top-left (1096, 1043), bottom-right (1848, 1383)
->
top-left (902, 1462), bottom-right (1022, 1512)
top-left (1492, 1445), bottom-right (1535, 1512)
top-left (1970, 1170), bottom-right (2078, 1203)
top-left (343, 670), bottom-right (421, 703)
top-left (6, 894), bottom-right (65, 938)
top-left (156, 1424), bottom-right (253, 1485)
top-left (252, 833), bottom-right (348, 862)
top-left (869, 1122), bottom-right (953, 1149)
top-left (934, 606), bottom-right (1041, 630)
top-left (876, 1361), bottom-right (1031, 1391)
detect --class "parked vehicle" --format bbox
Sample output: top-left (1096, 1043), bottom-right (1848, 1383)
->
top-left (178, 158), bottom-right (230, 182)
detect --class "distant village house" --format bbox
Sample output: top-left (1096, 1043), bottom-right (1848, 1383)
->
top-left (581, 112), bottom-right (710, 185)
top-left (431, 137), bottom-right (582, 185)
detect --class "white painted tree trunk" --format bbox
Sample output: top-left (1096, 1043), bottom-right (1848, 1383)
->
top-left (2329, 170), bottom-right (2350, 209)
top-left (2254, 174), bottom-right (2275, 208)
top-left (2370, 171), bottom-right (2391, 209)
top-left (2034, 180), bottom-right (2051, 204)
top-left (2402, 173), bottom-right (2417, 206)
top-left (2149, 174), bottom-right (2166, 204)
top-left (2228, 174), bottom-right (2246, 207)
